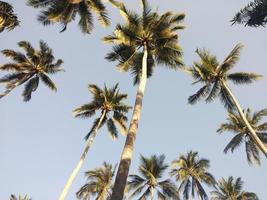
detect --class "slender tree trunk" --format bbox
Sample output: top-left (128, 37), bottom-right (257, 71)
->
top-left (151, 187), bottom-right (154, 200)
top-left (110, 44), bottom-right (148, 200)
top-left (222, 81), bottom-right (267, 156)
top-left (58, 111), bottom-right (107, 200)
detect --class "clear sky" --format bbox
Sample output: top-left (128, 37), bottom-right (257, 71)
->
top-left (1, 0), bottom-right (267, 199)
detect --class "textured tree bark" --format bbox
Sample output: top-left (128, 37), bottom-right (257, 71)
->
top-left (110, 45), bottom-right (148, 200)
top-left (58, 111), bottom-right (106, 200)
top-left (222, 81), bottom-right (267, 156)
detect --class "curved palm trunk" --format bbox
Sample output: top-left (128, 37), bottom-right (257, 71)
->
top-left (222, 81), bottom-right (267, 156)
top-left (58, 111), bottom-right (107, 200)
top-left (110, 45), bottom-right (148, 200)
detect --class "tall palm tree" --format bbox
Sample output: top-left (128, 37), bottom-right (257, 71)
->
top-left (187, 43), bottom-right (267, 156)
top-left (27, 0), bottom-right (109, 34)
top-left (58, 83), bottom-right (131, 200)
top-left (10, 195), bottom-right (32, 200)
top-left (170, 151), bottom-right (216, 200)
top-left (211, 176), bottom-right (259, 200)
top-left (76, 162), bottom-right (115, 200)
top-left (0, 40), bottom-right (64, 101)
top-left (231, 0), bottom-right (267, 27)
top-left (128, 154), bottom-right (180, 200)
top-left (0, 1), bottom-right (19, 33)
top-left (217, 108), bottom-right (267, 165)
top-left (104, 1), bottom-right (185, 199)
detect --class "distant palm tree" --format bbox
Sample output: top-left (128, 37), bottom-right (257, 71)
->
top-left (211, 176), bottom-right (259, 200)
top-left (170, 151), bottom-right (216, 200)
top-left (232, 0), bottom-right (267, 27)
top-left (187, 43), bottom-right (267, 156)
top-left (0, 1), bottom-right (19, 33)
top-left (128, 154), bottom-right (179, 200)
top-left (10, 194), bottom-right (32, 200)
top-left (27, 0), bottom-right (109, 33)
top-left (0, 40), bottom-right (64, 101)
top-left (217, 108), bottom-right (267, 165)
top-left (105, 1), bottom-right (185, 199)
top-left (58, 83), bottom-right (131, 200)
top-left (76, 162), bottom-right (115, 200)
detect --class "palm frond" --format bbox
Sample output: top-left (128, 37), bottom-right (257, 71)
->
top-left (227, 72), bottom-right (262, 84)
top-left (22, 75), bottom-right (39, 101)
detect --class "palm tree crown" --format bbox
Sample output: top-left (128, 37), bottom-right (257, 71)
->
top-left (211, 176), bottom-right (259, 200)
top-left (76, 162), bottom-right (115, 200)
top-left (128, 154), bottom-right (179, 200)
top-left (10, 195), bottom-right (32, 200)
top-left (217, 108), bottom-right (267, 165)
top-left (104, 0), bottom-right (185, 84)
top-left (170, 151), bottom-right (216, 200)
top-left (188, 43), bottom-right (262, 109)
top-left (27, 0), bottom-right (110, 34)
top-left (0, 1), bottom-right (19, 33)
top-left (232, 0), bottom-right (267, 27)
top-left (73, 83), bottom-right (131, 140)
top-left (0, 40), bottom-right (64, 101)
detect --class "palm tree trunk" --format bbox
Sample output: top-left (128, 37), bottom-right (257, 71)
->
top-left (110, 44), bottom-right (148, 200)
top-left (151, 187), bottom-right (154, 200)
top-left (58, 111), bottom-right (107, 200)
top-left (222, 81), bottom-right (267, 156)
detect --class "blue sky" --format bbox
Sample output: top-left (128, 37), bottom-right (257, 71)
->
top-left (1, 0), bottom-right (267, 199)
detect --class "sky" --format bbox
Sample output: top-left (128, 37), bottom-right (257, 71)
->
top-left (1, 0), bottom-right (267, 199)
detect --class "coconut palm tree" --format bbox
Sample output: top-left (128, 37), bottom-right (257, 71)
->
top-left (104, 1), bottom-right (185, 199)
top-left (10, 195), bottom-right (32, 200)
top-left (0, 1), bottom-right (19, 33)
top-left (231, 0), bottom-right (267, 27)
top-left (128, 154), bottom-right (180, 200)
top-left (211, 176), bottom-right (259, 200)
top-left (170, 151), bottom-right (216, 200)
top-left (76, 162), bottom-right (115, 200)
top-left (187, 43), bottom-right (267, 156)
top-left (27, 0), bottom-right (109, 34)
top-left (58, 83), bottom-right (131, 200)
top-left (0, 40), bottom-right (64, 101)
top-left (217, 108), bottom-right (267, 165)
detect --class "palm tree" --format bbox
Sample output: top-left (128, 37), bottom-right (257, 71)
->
top-left (231, 0), bottom-right (267, 27)
top-left (0, 1), bottom-right (19, 33)
top-left (0, 40), bottom-right (64, 101)
top-left (187, 43), bottom-right (267, 156)
top-left (170, 151), bottom-right (216, 200)
top-left (76, 162), bottom-right (115, 200)
top-left (27, 0), bottom-right (109, 34)
top-left (211, 176), bottom-right (259, 200)
top-left (128, 154), bottom-right (180, 200)
top-left (104, 1), bottom-right (185, 199)
top-left (10, 195), bottom-right (32, 200)
top-left (58, 83), bottom-right (131, 200)
top-left (217, 108), bottom-right (267, 165)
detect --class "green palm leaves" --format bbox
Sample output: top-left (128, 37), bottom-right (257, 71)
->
top-left (58, 83), bottom-right (130, 200)
top-left (27, 0), bottom-right (109, 34)
top-left (104, 0), bottom-right (185, 84)
top-left (0, 1), bottom-right (19, 33)
top-left (128, 154), bottom-right (179, 200)
top-left (211, 176), bottom-right (258, 200)
top-left (76, 162), bottom-right (115, 200)
top-left (73, 83), bottom-right (131, 140)
top-left (0, 40), bottom-right (64, 101)
top-left (232, 0), bottom-right (267, 27)
top-left (10, 195), bottom-right (32, 200)
top-left (188, 44), bottom-right (261, 109)
top-left (170, 151), bottom-right (216, 200)
top-left (218, 108), bottom-right (267, 165)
